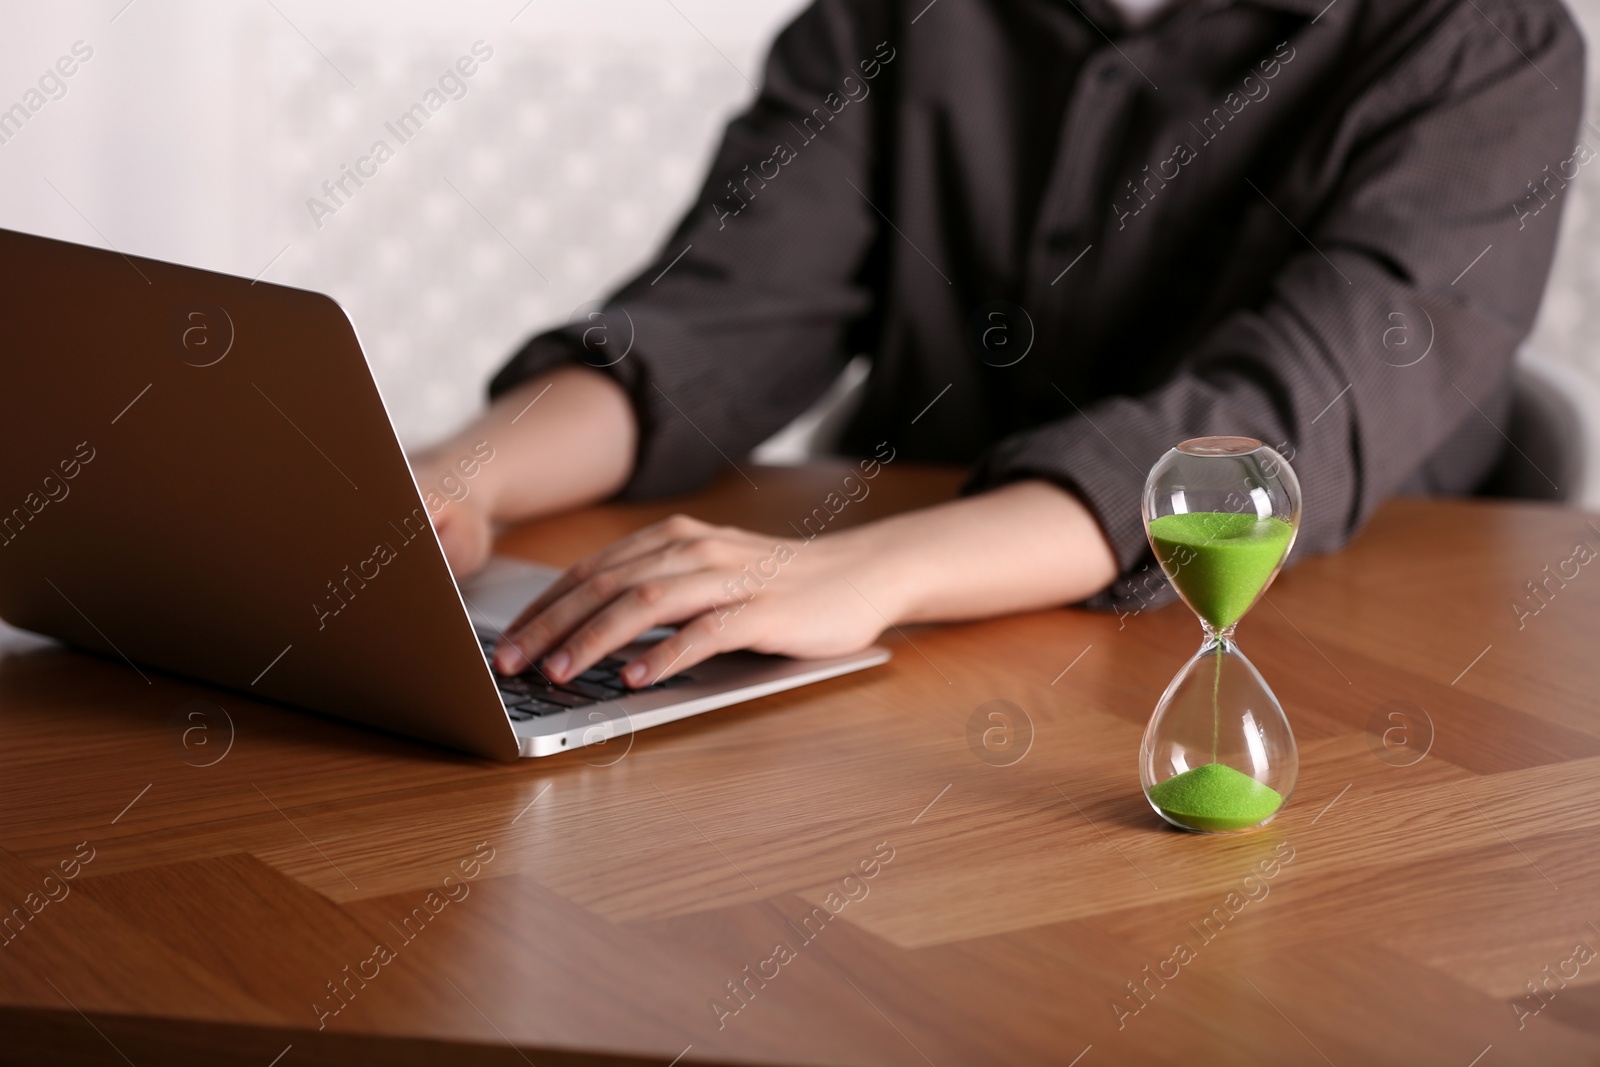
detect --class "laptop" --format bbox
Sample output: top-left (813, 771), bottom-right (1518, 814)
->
top-left (0, 226), bottom-right (889, 759)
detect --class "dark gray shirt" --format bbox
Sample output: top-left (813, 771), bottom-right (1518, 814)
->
top-left (490, 0), bottom-right (1583, 609)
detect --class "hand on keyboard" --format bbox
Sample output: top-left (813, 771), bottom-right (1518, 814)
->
top-left (488, 512), bottom-right (893, 692)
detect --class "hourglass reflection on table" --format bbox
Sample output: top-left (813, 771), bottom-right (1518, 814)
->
top-left (1140, 437), bottom-right (1302, 833)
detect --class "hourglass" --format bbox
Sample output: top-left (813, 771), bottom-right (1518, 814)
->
top-left (1139, 437), bottom-right (1301, 833)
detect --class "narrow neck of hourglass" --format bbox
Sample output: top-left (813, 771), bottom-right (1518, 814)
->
top-left (1200, 622), bottom-right (1237, 651)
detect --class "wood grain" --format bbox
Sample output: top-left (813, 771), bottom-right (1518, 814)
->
top-left (0, 463), bottom-right (1597, 1065)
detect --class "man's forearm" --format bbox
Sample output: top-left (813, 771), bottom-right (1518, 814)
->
top-left (840, 479), bottom-right (1120, 626)
top-left (422, 366), bottom-right (637, 523)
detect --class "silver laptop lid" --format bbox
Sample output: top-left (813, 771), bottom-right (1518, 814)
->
top-left (0, 226), bottom-right (520, 760)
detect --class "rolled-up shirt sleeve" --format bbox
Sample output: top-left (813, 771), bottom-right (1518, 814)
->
top-left (968, 0), bottom-right (1583, 611)
top-left (489, 0), bottom-right (886, 499)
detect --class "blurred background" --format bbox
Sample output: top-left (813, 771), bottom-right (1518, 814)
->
top-left (3, 0), bottom-right (1599, 500)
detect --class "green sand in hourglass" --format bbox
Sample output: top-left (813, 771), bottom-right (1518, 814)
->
top-left (1144, 511), bottom-right (1294, 832)
top-left (1147, 512), bottom-right (1294, 632)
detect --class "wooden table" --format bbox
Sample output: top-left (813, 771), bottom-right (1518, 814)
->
top-left (2, 463), bottom-right (1598, 1065)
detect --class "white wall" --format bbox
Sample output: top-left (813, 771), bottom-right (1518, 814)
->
top-left (0, 0), bottom-right (807, 450)
top-left (2, 0), bottom-right (1598, 455)
top-left (1523, 0), bottom-right (1600, 378)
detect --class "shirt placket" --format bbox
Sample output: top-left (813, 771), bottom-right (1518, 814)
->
top-left (1023, 33), bottom-right (1142, 389)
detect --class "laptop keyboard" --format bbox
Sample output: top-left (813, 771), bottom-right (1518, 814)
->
top-left (476, 632), bottom-right (693, 721)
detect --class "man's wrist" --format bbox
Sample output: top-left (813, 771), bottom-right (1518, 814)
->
top-left (416, 433), bottom-right (506, 519)
top-left (818, 479), bottom-right (1122, 629)
top-left (822, 517), bottom-right (929, 630)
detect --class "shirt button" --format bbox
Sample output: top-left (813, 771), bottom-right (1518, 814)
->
top-left (1098, 63), bottom-right (1122, 83)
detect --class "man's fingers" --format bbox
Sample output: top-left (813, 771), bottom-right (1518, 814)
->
top-left (619, 613), bottom-right (732, 688)
top-left (493, 545), bottom-right (725, 673)
top-left (502, 513), bottom-right (710, 634)
top-left (532, 572), bottom-right (739, 683)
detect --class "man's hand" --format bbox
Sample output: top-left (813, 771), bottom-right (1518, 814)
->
top-left (408, 366), bottom-right (638, 576)
top-left (492, 514), bottom-right (894, 687)
top-left (433, 497), bottom-right (494, 576)
top-left (491, 480), bottom-right (1119, 689)
top-left (409, 450), bottom-right (495, 576)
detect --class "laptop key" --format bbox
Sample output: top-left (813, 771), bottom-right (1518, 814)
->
top-left (523, 687), bottom-right (593, 708)
top-left (562, 679), bottom-right (624, 701)
top-left (510, 698), bottom-right (567, 717)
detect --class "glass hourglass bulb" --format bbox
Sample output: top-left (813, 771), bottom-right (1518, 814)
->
top-left (1138, 437), bottom-right (1302, 833)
